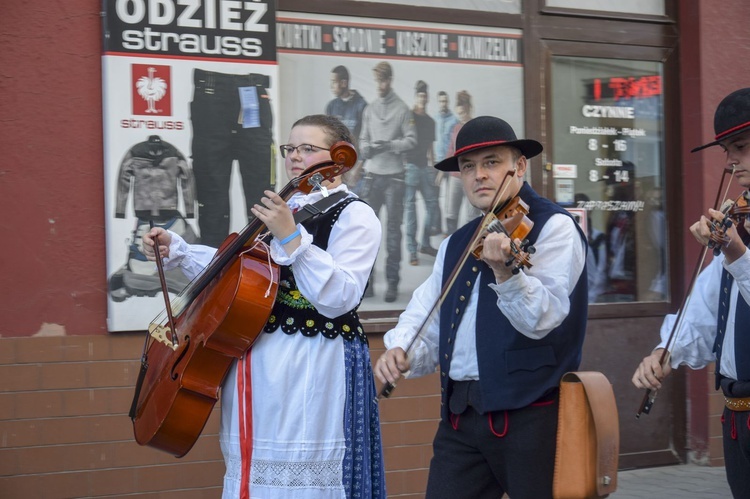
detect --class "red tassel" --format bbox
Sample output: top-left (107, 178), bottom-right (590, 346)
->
top-left (450, 413), bottom-right (460, 430)
top-left (488, 411), bottom-right (508, 437)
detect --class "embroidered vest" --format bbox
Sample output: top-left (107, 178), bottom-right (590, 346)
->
top-left (438, 183), bottom-right (588, 421)
top-left (263, 197), bottom-right (367, 343)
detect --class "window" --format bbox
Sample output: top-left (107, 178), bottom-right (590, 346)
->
top-left (550, 56), bottom-right (667, 304)
top-left (545, 0), bottom-right (664, 16)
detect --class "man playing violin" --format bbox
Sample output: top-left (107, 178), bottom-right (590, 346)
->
top-left (633, 87), bottom-right (750, 498)
top-left (142, 115), bottom-right (386, 498)
top-left (375, 116), bottom-right (588, 498)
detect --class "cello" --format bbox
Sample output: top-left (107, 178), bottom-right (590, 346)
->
top-left (129, 142), bottom-right (357, 457)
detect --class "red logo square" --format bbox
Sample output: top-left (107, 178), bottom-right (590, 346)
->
top-left (132, 64), bottom-right (172, 116)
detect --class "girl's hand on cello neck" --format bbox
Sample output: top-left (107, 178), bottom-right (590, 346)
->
top-left (252, 190), bottom-right (301, 251)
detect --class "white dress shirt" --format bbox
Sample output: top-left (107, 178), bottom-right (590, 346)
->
top-left (384, 213), bottom-right (586, 381)
top-left (657, 249), bottom-right (750, 380)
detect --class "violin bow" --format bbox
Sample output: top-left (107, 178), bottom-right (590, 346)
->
top-left (636, 164), bottom-right (737, 417)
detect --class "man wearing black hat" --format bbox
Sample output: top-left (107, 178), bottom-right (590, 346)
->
top-left (375, 116), bottom-right (588, 498)
top-left (633, 87), bottom-right (750, 498)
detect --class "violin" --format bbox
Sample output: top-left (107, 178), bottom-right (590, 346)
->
top-left (130, 142), bottom-right (357, 457)
top-left (471, 195), bottom-right (536, 274)
top-left (708, 190), bottom-right (750, 255)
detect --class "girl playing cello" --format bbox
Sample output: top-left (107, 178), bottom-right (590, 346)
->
top-left (143, 115), bottom-right (385, 498)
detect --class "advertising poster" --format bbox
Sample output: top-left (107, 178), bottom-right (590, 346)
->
top-left (277, 12), bottom-right (525, 311)
top-left (102, 0), bottom-right (279, 331)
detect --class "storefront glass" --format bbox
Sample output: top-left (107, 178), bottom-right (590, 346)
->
top-left (347, 0), bottom-right (521, 14)
top-left (546, 0), bottom-right (664, 16)
top-left (551, 56), bottom-right (667, 304)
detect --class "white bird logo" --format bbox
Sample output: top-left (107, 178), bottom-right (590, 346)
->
top-left (136, 67), bottom-right (168, 114)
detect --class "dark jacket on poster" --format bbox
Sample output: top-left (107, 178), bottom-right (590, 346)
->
top-left (115, 136), bottom-right (196, 219)
top-left (325, 90), bottom-right (368, 141)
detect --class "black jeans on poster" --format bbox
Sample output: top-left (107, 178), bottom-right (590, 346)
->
top-left (190, 68), bottom-right (274, 247)
top-left (361, 172), bottom-right (404, 288)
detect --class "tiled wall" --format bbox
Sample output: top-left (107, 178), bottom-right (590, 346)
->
top-left (0, 334), bottom-right (440, 498)
top-left (0, 334), bottom-right (224, 497)
top-left (0, 334), bottom-right (725, 498)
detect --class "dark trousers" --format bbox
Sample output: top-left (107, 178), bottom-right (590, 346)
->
top-left (720, 378), bottom-right (750, 497)
top-left (362, 172), bottom-right (404, 286)
top-left (405, 163), bottom-right (439, 253)
top-left (722, 408), bottom-right (750, 498)
top-left (425, 398), bottom-right (558, 499)
top-left (190, 68), bottom-right (273, 247)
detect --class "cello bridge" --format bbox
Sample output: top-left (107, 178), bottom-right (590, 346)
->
top-left (148, 323), bottom-right (178, 350)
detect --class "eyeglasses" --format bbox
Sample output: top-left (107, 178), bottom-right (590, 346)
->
top-left (279, 143), bottom-right (330, 158)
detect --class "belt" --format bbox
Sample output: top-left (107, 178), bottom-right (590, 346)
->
top-left (725, 396), bottom-right (750, 411)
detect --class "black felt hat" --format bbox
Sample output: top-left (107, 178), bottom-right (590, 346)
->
top-left (691, 88), bottom-right (750, 152)
top-left (435, 116), bottom-right (543, 172)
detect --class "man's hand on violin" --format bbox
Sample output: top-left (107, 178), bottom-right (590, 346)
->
top-left (374, 347), bottom-right (410, 386)
top-left (142, 227), bottom-right (172, 261)
top-left (632, 348), bottom-right (672, 391)
top-left (251, 190), bottom-right (300, 250)
top-left (690, 208), bottom-right (746, 263)
top-left (481, 232), bottom-right (518, 282)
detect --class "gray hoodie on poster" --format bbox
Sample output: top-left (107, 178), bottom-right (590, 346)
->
top-left (358, 90), bottom-right (416, 175)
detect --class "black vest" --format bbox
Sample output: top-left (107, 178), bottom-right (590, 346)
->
top-left (263, 197), bottom-right (367, 343)
top-left (714, 265), bottom-right (750, 388)
top-left (438, 182), bottom-right (588, 420)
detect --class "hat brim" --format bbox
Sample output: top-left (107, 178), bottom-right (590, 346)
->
top-left (691, 125), bottom-right (750, 153)
top-left (434, 139), bottom-right (543, 172)
top-left (691, 139), bottom-right (721, 153)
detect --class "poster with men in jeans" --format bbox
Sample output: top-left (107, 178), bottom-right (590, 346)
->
top-left (101, 1), bottom-right (279, 331)
top-left (277, 12), bottom-right (526, 310)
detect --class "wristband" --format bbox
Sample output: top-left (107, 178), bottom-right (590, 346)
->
top-left (278, 229), bottom-right (300, 245)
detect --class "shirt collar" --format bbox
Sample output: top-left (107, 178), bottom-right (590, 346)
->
top-left (287, 184), bottom-right (350, 212)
